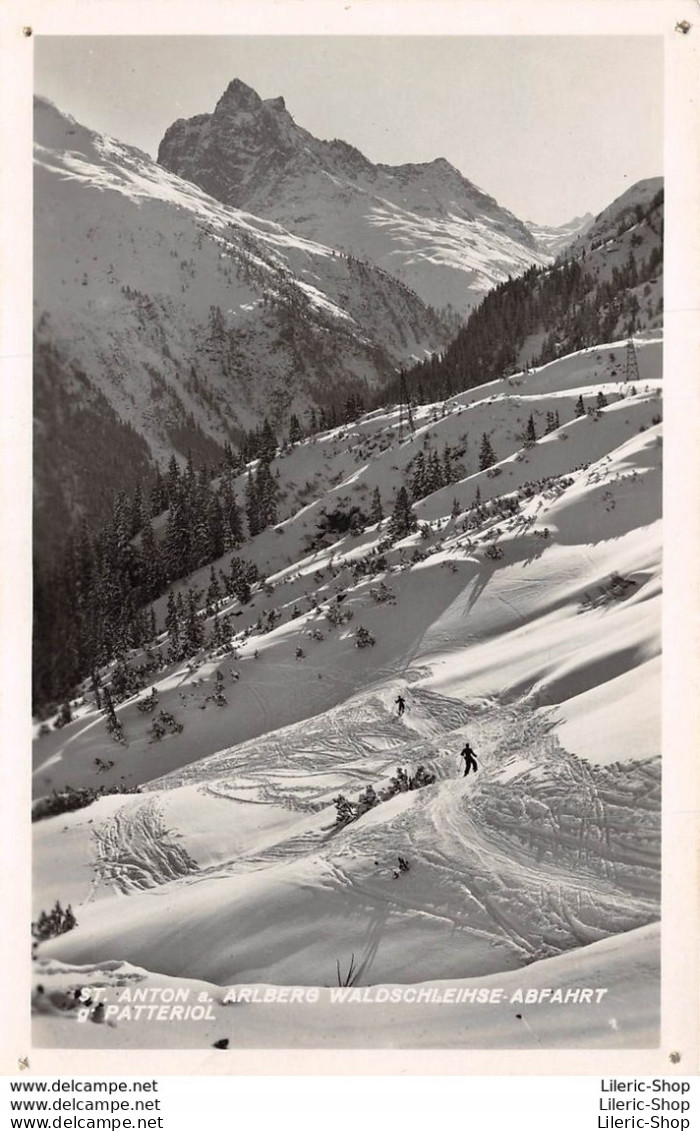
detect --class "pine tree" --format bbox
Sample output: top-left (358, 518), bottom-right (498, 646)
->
top-left (255, 460), bottom-right (278, 529)
top-left (574, 394), bottom-right (586, 418)
top-left (206, 565), bottom-right (221, 614)
top-left (369, 486), bottom-right (384, 524)
top-left (165, 591), bottom-right (181, 662)
top-left (166, 454), bottom-right (181, 506)
top-left (356, 784), bottom-right (379, 816)
top-left (128, 481), bottom-right (144, 538)
top-left (103, 687), bottom-right (124, 744)
top-left (388, 486), bottom-right (417, 539)
top-left (62, 903), bottom-right (77, 933)
top-left (442, 444), bottom-right (454, 486)
top-left (140, 519), bottom-right (165, 600)
top-left (164, 500), bottom-right (190, 582)
top-left (184, 587), bottom-right (204, 654)
top-left (150, 464), bottom-right (168, 517)
top-left (56, 701), bottom-right (72, 727)
top-left (333, 794), bottom-right (357, 827)
top-left (206, 492), bottom-right (225, 562)
top-left (220, 468), bottom-right (243, 549)
top-left (478, 433), bottom-right (497, 471)
top-left (245, 470), bottom-right (260, 538)
top-left (426, 450), bottom-right (444, 493)
top-left (525, 414), bottom-right (537, 444)
top-left (410, 451), bottom-right (427, 500)
top-left (355, 625), bottom-right (376, 648)
top-left (289, 413), bottom-right (304, 445)
top-left (259, 419), bottom-right (277, 463)
top-left (596, 390), bottom-right (608, 409)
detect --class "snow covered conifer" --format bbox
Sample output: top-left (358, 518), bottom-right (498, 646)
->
top-left (56, 701), bottom-right (72, 728)
top-left (220, 468), bottom-right (243, 549)
top-left (426, 450), bottom-right (444, 494)
top-left (478, 433), bottom-right (497, 471)
top-left (128, 481), bottom-right (144, 538)
top-left (356, 784), bottom-right (379, 816)
top-left (410, 451), bottom-right (427, 499)
top-left (205, 493), bottom-right (225, 562)
top-left (388, 485), bottom-right (417, 539)
top-left (260, 419), bottom-right (277, 463)
top-left (166, 453), bottom-right (181, 505)
top-left (442, 444), bottom-right (454, 485)
top-left (206, 565), bottom-right (221, 615)
top-left (245, 470), bottom-right (260, 538)
top-left (184, 587), bottom-right (204, 653)
top-left (140, 518), bottom-right (165, 600)
top-left (149, 463), bottom-right (168, 517)
top-left (333, 794), bottom-right (357, 827)
top-left (289, 413), bottom-right (303, 445)
top-left (103, 687), bottom-right (124, 744)
top-left (370, 486), bottom-right (384, 524)
top-left (256, 460), bottom-right (278, 528)
top-left (165, 591), bottom-right (181, 662)
top-left (355, 625), bottom-right (376, 648)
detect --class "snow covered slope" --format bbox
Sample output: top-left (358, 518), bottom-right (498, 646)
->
top-left (32, 337), bottom-right (663, 1048)
top-left (158, 79), bottom-right (551, 316)
top-left (525, 212), bottom-right (594, 257)
top-left (34, 95), bottom-right (450, 556)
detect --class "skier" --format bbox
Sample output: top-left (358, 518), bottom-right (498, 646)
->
top-left (395, 694), bottom-right (406, 717)
top-left (460, 741), bottom-right (478, 777)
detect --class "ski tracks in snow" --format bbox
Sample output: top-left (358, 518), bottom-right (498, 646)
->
top-left (91, 796), bottom-right (199, 895)
top-left (96, 682), bottom-right (660, 978)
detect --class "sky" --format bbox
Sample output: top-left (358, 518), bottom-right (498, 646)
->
top-left (34, 35), bottom-right (663, 226)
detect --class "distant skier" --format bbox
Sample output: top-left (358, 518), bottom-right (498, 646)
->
top-left (395, 695), bottom-right (406, 718)
top-left (460, 742), bottom-right (478, 777)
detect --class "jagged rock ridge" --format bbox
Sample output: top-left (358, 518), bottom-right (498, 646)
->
top-left (158, 79), bottom-right (552, 315)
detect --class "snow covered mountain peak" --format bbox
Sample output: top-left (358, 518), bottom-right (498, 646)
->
top-left (158, 79), bottom-right (551, 315)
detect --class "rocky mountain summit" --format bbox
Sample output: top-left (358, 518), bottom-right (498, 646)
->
top-left (158, 79), bottom-right (551, 315)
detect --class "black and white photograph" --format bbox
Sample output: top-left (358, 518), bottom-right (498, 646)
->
top-left (8, 15), bottom-right (695, 1064)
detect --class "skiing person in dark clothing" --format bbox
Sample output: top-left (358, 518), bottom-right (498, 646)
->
top-left (460, 742), bottom-right (478, 776)
top-left (395, 695), bottom-right (406, 717)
